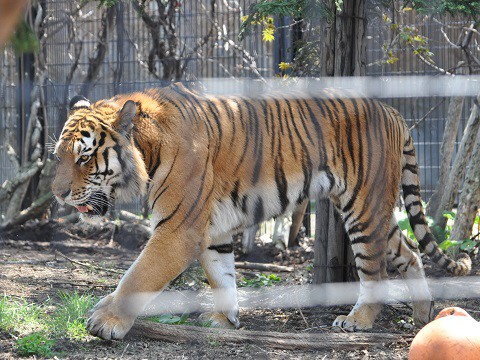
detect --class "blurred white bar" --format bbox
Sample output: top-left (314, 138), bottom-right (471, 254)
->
top-left (200, 76), bottom-right (480, 98)
top-left (141, 276), bottom-right (480, 316)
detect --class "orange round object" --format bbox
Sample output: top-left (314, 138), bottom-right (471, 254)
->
top-left (409, 316), bottom-right (480, 360)
top-left (435, 306), bottom-right (474, 320)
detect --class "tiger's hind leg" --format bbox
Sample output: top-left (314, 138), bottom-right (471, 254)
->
top-left (198, 234), bottom-right (240, 329)
top-left (332, 206), bottom-right (390, 331)
top-left (387, 216), bottom-right (433, 326)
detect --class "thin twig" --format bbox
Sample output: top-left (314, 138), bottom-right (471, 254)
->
top-left (52, 281), bottom-right (115, 289)
top-left (55, 250), bottom-right (125, 275)
top-left (297, 307), bottom-right (309, 328)
top-left (410, 99), bottom-right (446, 131)
top-left (61, 230), bottom-right (89, 242)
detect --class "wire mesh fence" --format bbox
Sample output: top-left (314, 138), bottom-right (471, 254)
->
top-left (0, 1), bottom-right (477, 229)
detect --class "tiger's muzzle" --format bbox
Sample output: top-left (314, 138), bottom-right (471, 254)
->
top-left (76, 191), bottom-right (111, 217)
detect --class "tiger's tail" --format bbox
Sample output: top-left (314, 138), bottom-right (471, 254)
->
top-left (401, 128), bottom-right (471, 276)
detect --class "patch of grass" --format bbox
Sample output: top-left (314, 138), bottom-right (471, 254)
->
top-left (52, 291), bottom-right (97, 339)
top-left (238, 273), bottom-right (281, 288)
top-left (0, 291), bottom-right (98, 357)
top-left (0, 294), bottom-right (45, 334)
top-left (16, 332), bottom-right (54, 358)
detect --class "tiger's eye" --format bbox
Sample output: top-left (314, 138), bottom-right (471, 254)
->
top-left (77, 155), bottom-right (90, 164)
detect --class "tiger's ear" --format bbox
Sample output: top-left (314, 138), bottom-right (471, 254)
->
top-left (114, 100), bottom-right (137, 136)
top-left (69, 95), bottom-right (91, 111)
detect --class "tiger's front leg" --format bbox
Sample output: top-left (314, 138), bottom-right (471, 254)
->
top-left (198, 235), bottom-right (240, 328)
top-left (86, 227), bottom-right (199, 340)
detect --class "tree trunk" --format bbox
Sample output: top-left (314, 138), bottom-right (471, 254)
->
top-left (427, 96), bottom-right (465, 216)
top-left (241, 225), bottom-right (258, 254)
top-left (433, 93), bottom-right (480, 229)
top-left (313, 0), bottom-right (366, 284)
top-left (450, 126), bottom-right (480, 241)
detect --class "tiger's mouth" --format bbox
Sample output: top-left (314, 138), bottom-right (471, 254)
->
top-left (76, 192), bottom-right (110, 216)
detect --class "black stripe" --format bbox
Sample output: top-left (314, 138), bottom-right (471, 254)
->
top-left (336, 98), bottom-right (356, 170)
top-left (356, 266), bottom-right (381, 276)
top-left (403, 163), bottom-right (418, 174)
top-left (177, 153), bottom-right (211, 227)
top-left (151, 149), bottom-right (179, 207)
top-left (388, 226), bottom-right (399, 240)
top-left (284, 112), bottom-right (297, 159)
top-left (252, 133), bottom-right (263, 185)
top-left (354, 250), bottom-right (384, 261)
top-left (154, 202), bottom-right (181, 230)
top-left (253, 197), bottom-right (264, 224)
top-left (231, 180), bottom-right (240, 205)
top-left (402, 184), bottom-right (421, 197)
top-left (148, 155), bottom-right (161, 179)
top-left (217, 98), bottom-right (236, 147)
top-left (208, 243), bottom-right (234, 253)
top-left (274, 155), bottom-right (289, 213)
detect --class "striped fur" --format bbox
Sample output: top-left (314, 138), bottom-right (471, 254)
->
top-left (52, 83), bottom-right (470, 339)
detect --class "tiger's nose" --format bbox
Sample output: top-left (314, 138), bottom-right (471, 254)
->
top-left (60, 190), bottom-right (70, 199)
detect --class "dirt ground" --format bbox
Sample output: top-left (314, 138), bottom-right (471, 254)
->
top-left (0, 219), bottom-right (479, 359)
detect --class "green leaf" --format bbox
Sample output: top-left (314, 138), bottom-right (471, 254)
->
top-left (10, 21), bottom-right (39, 55)
top-left (443, 211), bottom-right (456, 221)
top-left (157, 314), bottom-right (183, 324)
top-left (460, 240), bottom-right (477, 252)
top-left (439, 239), bottom-right (460, 251)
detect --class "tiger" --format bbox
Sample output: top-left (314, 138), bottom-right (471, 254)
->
top-left (52, 82), bottom-right (471, 340)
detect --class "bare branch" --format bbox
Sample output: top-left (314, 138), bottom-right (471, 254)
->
top-left (409, 99), bottom-right (446, 130)
top-left (0, 191), bottom-right (53, 231)
top-left (129, 320), bottom-right (405, 350)
top-left (0, 159), bottom-right (43, 203)
top-left (204, 5), bottom-right (267, 83)
top-left (80, 6), bottom-right (115, 96)
top-left (55, 251), bottom-right (125, 275)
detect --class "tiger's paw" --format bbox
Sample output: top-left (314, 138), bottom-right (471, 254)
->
top-left (199, 311), bottom-right (240, 329)
top-left (332, 314), bottom-right (374, 332)
top-left (86, 294), bottom-right (135, 340)
top-left (413, 300), bottom-right (434, 327)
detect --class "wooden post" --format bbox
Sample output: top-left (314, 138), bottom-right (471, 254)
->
top-left (314, 197), bottom-right (355, 284)
top-left (313, 0), bottom-right (366, 285)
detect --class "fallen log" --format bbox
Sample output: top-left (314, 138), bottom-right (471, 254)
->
top-left (234, 261), bottom-right (294, 272)
top-left (128, 320), bottom-right (407, 350)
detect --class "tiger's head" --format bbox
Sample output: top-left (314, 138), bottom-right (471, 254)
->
top-left (52, 96), bottom-right (148, 222)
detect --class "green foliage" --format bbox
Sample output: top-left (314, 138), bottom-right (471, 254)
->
top-left (16, 332), bottom-right (54, 358)
top-left (382, 14), bottom-right (435, 65)
top-left (403, 0), bottom-right (480, 18)
top-left (10, 21), bottom-right (39, 55)
top-left (397, 216), bottom-right (415, 240)
top-left (153, 313), bottom-right (191, 325)
top-left (239, 0), bottom-right (333, 41)
top-left (238, 273), bottom-right (281, 288)
top-left (396, 210), bottom-right (480, 255)
top-left (0, 291), bottom-right (98, 357)
top-left (52, 291), bottom-right (97, 339)
top-left (81, 0), bottom-right (119, 7)
top-left (0, 295), bottom-right (45, 334)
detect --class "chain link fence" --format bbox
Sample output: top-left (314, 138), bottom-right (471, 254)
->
top-left (0, 1), bottom-right (476, 220)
